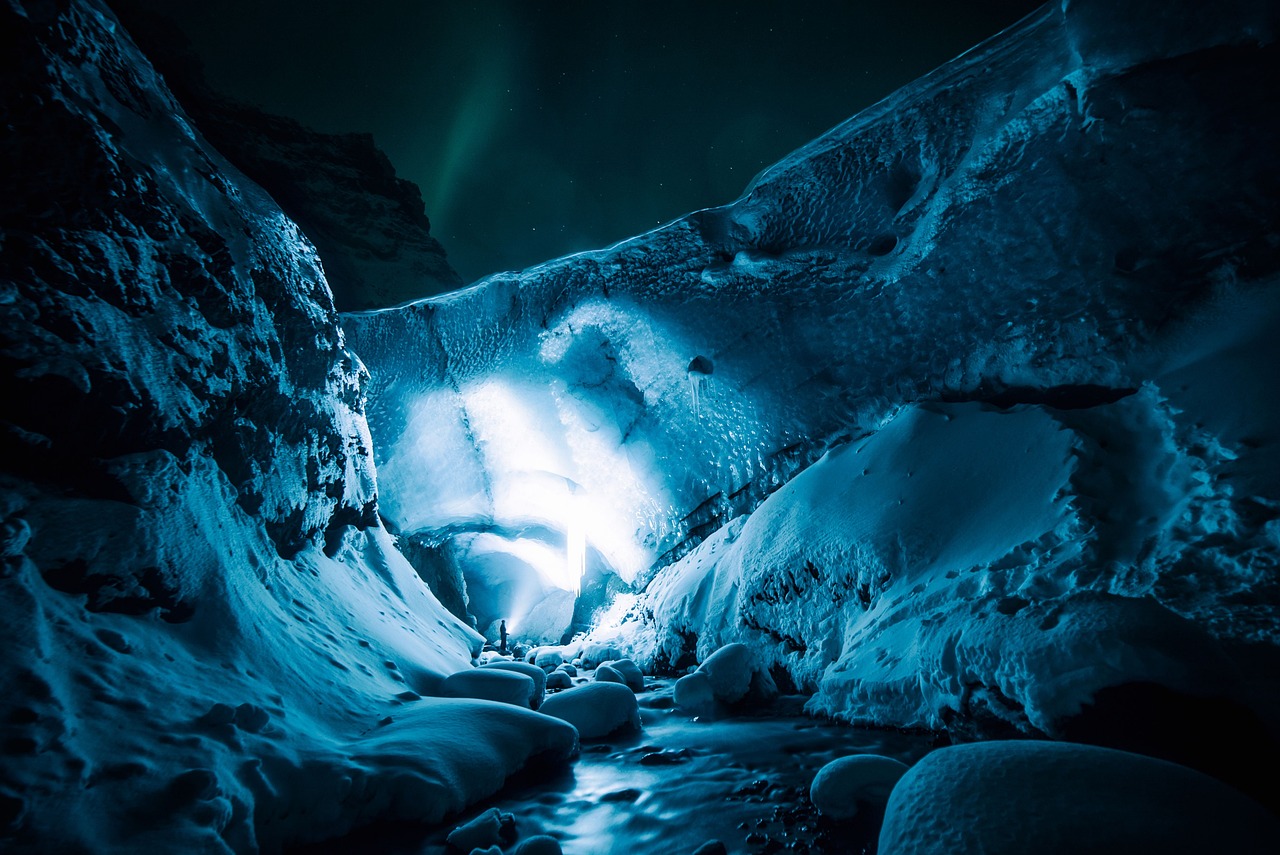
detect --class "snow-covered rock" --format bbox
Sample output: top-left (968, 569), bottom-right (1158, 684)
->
top-left (538, 683), bottom-right (642, 740)
top-left (698, 644), bottom-right (757, 705)
top-left (672, 643), bottom-right (777, 711)
top-left (528, 648), bottom-right (566, 670)
top-left (446, 807), bottom-right (514, 852)
top-left (809, 755), bottom-right (909, 820)
top-left (443, 670), bottom-right (538, 708)
top-left (594, 664), bottom-right (627, 687)
top-left (599, 659), bottom-right (645, 692)
top-left (482, 661), bottom-right (548, 708)
top-left (878, 741), bottom-right (1280, 854)
top-left (673, 672), bottom-right (716, 717)
top-left (579, 642), bottom-right (625, 669)
top-left (511, 835), bottom-right (564, 855)
top-left (545, 671), bottom-right (573, 690)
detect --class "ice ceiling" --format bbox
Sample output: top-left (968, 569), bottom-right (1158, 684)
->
top-left (362, 296), bottom-right (759, 638)
top-left (347, 0), bottom-right (1280, 650)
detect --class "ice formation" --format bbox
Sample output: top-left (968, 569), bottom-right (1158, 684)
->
top-left (0, 1), bottom-right (574, 850)
top-left (2, 0), bottom-right (1279, 851)
top-left (347, 0), bottom-right (1280, 740)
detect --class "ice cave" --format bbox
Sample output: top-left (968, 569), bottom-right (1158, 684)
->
top-left (2, 0), bottom-right (1279, 852)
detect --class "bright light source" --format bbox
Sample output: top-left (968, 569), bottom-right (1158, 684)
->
top-left (565, 481), bottom-right (586, 596)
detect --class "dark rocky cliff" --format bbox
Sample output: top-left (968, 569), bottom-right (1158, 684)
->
top-left (110, 1), bottom-right (464, 311)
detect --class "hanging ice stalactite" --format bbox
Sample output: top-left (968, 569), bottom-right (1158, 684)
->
top-left (687, 355), bottom-right (714, 419)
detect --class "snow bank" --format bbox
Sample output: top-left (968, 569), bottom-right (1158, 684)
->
top-left (0, 1), bottom-right (574, 850)
top-left (622, 396), bottom-right (1262, 734)
top-left (538, 683), bottom-right (642, 740)
top-left (878, 741), bottom-right (1280, 854)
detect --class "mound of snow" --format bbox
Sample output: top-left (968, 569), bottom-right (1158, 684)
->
top-left (674, 672), bottom-right (717, 717)
top-left (442, 670), bottom-right (538, 708)
top-left (579, 642), bottom-right (625, 668)
top-left (600, 659), bottom-right (645, 692)
top-left (546, 671), bottom-right (573, 690)
top-left (674, 643), bottom-right (777, 710)
top-left (809, 755), bottom-right (909, 820)
top-left (511, 835), bottom-right (564, 855)
top-left (699, 644), bottom-right (756, 704)
top-left (528, 647), bottom-right (567, 670)
top-left (595, 664), bottom-right (627, 686)
top-left (878, 741), bottom-right (1280, 854)
top-left (482, 661), bottom-right (547, 708)
top-left (538, 683), bottom-right (641, 740)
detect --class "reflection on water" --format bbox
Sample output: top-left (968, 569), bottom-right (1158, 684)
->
top-left (296, 678), bottom-right (936, 855)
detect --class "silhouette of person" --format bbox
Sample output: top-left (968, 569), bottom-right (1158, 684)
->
top-left (499, 620), bottom-right (508, 655)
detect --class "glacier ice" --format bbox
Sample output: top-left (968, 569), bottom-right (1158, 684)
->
top-left (3, 0), bottom-right (1279, 850)
top-left (345, 0), bottom-right (1280, 745)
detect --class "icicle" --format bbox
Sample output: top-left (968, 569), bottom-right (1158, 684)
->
top-left (686, 355), bottom-right (714, 420)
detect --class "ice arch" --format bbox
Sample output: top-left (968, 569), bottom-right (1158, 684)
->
top-left (359, 293), bottom-right (790, 639)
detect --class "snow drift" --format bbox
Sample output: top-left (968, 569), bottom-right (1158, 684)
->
top-left (0, 1), bottom-right (574, 851)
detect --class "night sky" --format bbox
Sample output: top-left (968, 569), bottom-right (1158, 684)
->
top-left (136, 1), bottom-right (1044, 287)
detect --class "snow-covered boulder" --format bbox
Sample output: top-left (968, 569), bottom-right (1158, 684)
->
top-left (810, 755), bottom-right (909, 820)
top-left (699, 644), bottom-right (755, 704)
top-left (483, 661), bottom-right (547, 708)
top-left (511, 835), bottom-right (564, 855)
top-left (529, 647), bottom-right (566, 670)
top-left (594, 664), bottom-right (626, 686)
top-left (673, 672), bottom-right (717, 717)
top-left (601, 658), bottom-right (645, 692)
top-left (538, 683), bottom-right (641, 740)
top-left (687, 643), bottom-right (777, 708)
top-left (878, 741), bottom-right (1280, 854)
top-left (579, 642), bottom-right (625, 668)
top-left (545, 671), bottom-right (573, 690)
top-left (442, 670), bottom-right (538, 708)
top-left (446, 807), bottom-right (515, 851)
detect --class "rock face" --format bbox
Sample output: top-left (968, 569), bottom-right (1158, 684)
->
top-left (0, 2), bottom-right (570, 851)
top-left (1, 0), bottom-right (378, 572)
top-left (111, 1), bottom-right (464, 311)
top-left (344, 0), bottom-right (1280, 748)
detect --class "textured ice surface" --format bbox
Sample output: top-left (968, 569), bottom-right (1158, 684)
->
top-left (4, 0), bottom-right (1280, 850)
top-left (346, 0), bottom-right (1280, 731)
top-left (0, 1), bottom-right (572, 850)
